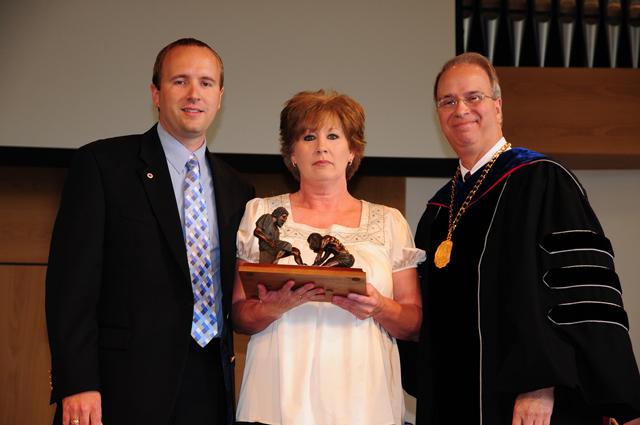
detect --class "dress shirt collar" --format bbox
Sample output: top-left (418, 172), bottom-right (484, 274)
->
top-left (157, 123), bottom-right (208, 174)
top-left (460, 136), bottom-right (508, 181)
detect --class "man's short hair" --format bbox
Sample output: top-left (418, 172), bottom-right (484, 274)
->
top-left (152, 37), bottom-right (224, 89)
top-left (433, 52), bottom-right (501, 101)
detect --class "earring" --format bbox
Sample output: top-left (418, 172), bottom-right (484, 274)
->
top-left (292, 161), bottom-right (297, 168)
top-left (348, 159), bottom-right (353, 167)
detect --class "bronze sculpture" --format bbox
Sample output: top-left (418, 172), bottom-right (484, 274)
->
top-left (307, 233), bottom-right (355, 268)
top-left (253, 208), bottom-right (356, 268)
top-left (243, 208), bottom-right (364, 300)
top-left (254, 207), bottom-right (305, 265)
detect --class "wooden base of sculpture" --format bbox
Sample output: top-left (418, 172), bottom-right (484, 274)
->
top-left (238, 263), bottom-right (366, 302)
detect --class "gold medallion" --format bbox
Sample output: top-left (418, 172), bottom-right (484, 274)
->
top-left (434, 143), bottom-right (511, 270)
top-left (434, 239), bottom-right (453, 269)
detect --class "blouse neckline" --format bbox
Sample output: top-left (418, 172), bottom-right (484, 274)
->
top-left (282, 193), bottom-right (368, 233)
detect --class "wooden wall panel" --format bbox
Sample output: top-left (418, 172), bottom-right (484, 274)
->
top-left (0, 265), bottom-right (55, 424)
top-left (0, 167), bottom-right (65, 264)
top-left (498, 67), bottom-right (640, 168)
top-left (350, 175), bottom-right (406, 214)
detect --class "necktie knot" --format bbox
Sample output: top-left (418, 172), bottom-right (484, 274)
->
top-left (185, 156), bottom-right (201, 188)
top-left (186, 155), bottom-right (199, 174)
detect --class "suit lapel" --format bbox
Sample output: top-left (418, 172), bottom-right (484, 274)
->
top-left (138, 126), bottom-right (190, 282)
top-left (207, 152), bottom-right (235, 305)
top-left (208, 154), bottom-right (229, 234)
top-left (208, 152), bottom-right (231, 261)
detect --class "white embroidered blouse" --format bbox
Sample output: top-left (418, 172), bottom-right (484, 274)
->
top-left (235, 194), bottom-right (425, 425)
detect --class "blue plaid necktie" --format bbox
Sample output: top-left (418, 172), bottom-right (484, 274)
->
top-left (184, 154), bottom-right (218, 347)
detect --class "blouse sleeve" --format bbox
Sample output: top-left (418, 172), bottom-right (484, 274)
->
top-left (236, 197), bottom-right (265, 263)
top-left (386, 207), bottom-right (426, 272)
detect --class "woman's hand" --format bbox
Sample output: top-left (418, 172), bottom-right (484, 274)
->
top-left (233, 259), bottom-right (326, 335)
top-left (332, 283), bottom-right (386, 320)
top-left (257, 280), bottom-right (324, 318)
top-left (332, 268), bottom-right (422, 340)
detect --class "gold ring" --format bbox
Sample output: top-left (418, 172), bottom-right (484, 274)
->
top-left (71, 419), bottom-right (80, 425)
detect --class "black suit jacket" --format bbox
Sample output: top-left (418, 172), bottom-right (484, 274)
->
top-left (46, 125), bottom-right (255, 425)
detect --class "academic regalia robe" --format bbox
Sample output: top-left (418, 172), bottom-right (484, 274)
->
top-left (405, 148), bottom-right (640, 425)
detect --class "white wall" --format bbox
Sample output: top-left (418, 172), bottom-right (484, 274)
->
top-left (0, 0), bottom-right (454, 158)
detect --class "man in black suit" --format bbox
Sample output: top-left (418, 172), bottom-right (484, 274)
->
top-left (46, 38), bottom-right (254, 425)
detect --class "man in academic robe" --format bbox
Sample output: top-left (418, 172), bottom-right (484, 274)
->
top-left (46, 38), bottom-right (255, 425)
top-left (404, 52), bottom-right (640, 425)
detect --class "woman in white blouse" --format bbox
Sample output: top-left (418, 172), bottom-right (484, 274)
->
top-left (233, 89), bottom-right (425, 425)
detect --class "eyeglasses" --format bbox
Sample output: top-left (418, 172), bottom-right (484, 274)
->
top-left (436, 92), bottom-right (498, 109)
